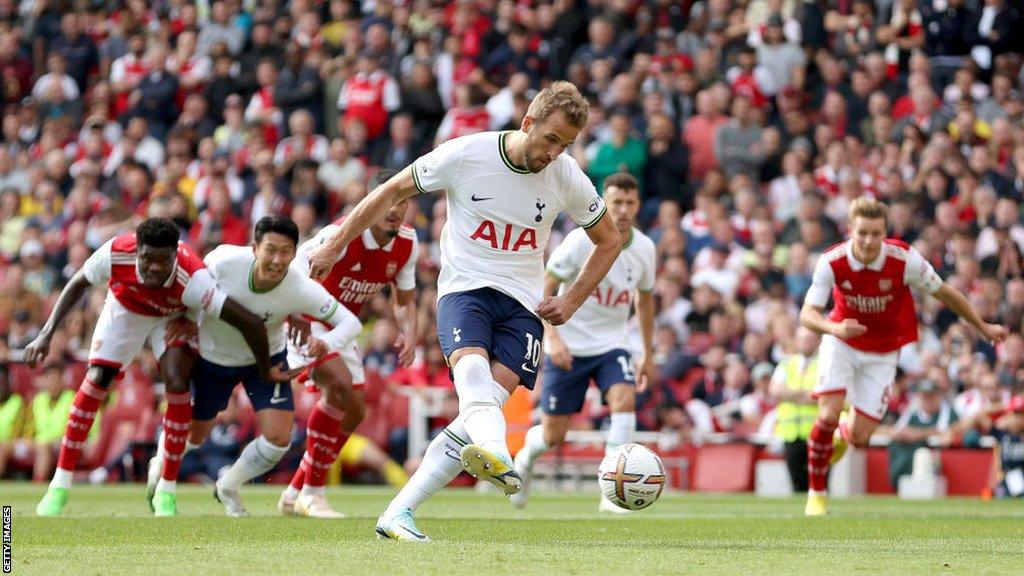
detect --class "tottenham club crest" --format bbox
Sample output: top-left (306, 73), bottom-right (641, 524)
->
top-left (879, 278), bottom-right (892, 292)
top-left (386, 261), bottom-right (397, 276)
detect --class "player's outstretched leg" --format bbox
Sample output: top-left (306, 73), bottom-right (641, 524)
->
top-left (377, 418), bottom-right (472, 541)
top-left (451, 354), bottom-right (520, 493)
top-left (36, 366), bottom-right (115, 517)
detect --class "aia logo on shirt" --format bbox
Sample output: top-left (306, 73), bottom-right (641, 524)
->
top-left (591, 286), bottom-right (632, 307)
top-left (470, 220), bottom-right (537, 251)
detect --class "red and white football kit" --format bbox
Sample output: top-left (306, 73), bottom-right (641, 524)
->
top-left (804, 239), bottom-right (943, 420)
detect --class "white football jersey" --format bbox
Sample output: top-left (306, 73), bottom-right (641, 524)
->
top-left (412, 131), bottom-right (606, 312)
top-left (199, 245), bottom-right (359, 367)
top-left (546, 227), bottom-right (656, 357)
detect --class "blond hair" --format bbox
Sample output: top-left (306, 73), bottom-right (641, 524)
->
top-left (526, 81), bottom-right (590, 128)
top-left (848, 196), bottom-right (889, 225)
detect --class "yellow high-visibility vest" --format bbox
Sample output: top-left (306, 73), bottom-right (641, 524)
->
top-left (774, 355), bottom-right (819, 442)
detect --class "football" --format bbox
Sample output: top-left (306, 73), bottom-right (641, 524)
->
top-left (597, 443), bottom-right (666, 511)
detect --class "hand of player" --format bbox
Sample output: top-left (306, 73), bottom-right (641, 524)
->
top-left (833, 319), bottom-right (867, 339)
top-left (23, 333), bottom-right (51, 368)
top-left (264, 362), bottom-right (304, 383)
top-left (536, 296), bottom-right (579, 326)
top-left (395, 333), bottom-right (416, 367)
top-left (164, 317), bottom-right (197, 346)
top-left (288, 315), bottom-right (311, 347)
top-left (981, 323), bottom-right (1008, 344)
top-left (547, 336), bottom-right (572, 371)
top-left (635, 354), bottom-right (657, 393)
top-left (306, 337), bottom-right (329, 359)
top-left (307, 241), bottom-right (338, 280)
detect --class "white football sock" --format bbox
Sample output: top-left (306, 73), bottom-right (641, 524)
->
top-left (218, 436), bottom-right (289, 489)
top-left (282, 485), bottom-right (301, 500)
top-left (605, 412), bottom-right (636, 456)
top-left (453, 355), bottom-right (512, 462)
top-left (384, 416), bottom-right (470, 517)
top-left (155, 478), bottom-right (176, 493)
top-left (518, 424), bottom-right (550, 473)
top-left (50, 467), bottom-right (74, 490)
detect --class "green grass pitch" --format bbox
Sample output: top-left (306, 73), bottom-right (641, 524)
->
top-left (4, 482), bottom-right (1023, 575)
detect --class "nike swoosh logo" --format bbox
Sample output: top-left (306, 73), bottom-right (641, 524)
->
top-left (521, 363), bottom-right (536, 373)
top-left (269, 397), bottom-right (288, 404)
top-left (471, 194), bottom-right (493, 201)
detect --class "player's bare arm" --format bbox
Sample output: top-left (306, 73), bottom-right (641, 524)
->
top-left (307, 167), bottom-right (419, 279)
top-left (23, 270), bottom-right (93, 367)
top-left (930, 282), bottom-right (1008, 344)
top-left (541, 272), bottom-right (572, 370)
top-left (634, 289), bottom-right (656, 392)
top-left (219, 297), bottom-right (301, 382)
top-left (394, 288), bottom-right (419, 367)
top-left (799, 303), bottom-right (867, 339)
top-left (537, 213), bottom-right (620, 325)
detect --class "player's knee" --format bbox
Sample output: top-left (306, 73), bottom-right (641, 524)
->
top-left (850, 430), bottom-right (873, 448)
top-left (86, 365), bottom-right (119, 388)
top-left (607, 390), bottom-right (635, 412)
top-left (263, 430), bottom-right (291, 448)
top-left (543, 427), bottom-right (566, 447)
top-left (345, 396), bottom-right (366, 424)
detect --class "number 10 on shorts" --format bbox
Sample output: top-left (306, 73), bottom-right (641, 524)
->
top-left (524, 332), bottom-right (541, 370)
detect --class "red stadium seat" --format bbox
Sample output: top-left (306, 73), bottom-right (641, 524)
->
top-left (692, 443), bottom-right (757, 492)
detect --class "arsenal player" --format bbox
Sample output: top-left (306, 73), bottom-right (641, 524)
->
top-left (799, 197), bottom-right (1007, 516)
top-left (278, 169), bottom-right (419, 518)
top-left (31, 218), bottom-right (287, 516)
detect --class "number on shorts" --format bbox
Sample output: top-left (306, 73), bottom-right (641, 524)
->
top-left (524, 332), bottom-right (542, 368)
top-left (617, 355), bottom-right (636, 382)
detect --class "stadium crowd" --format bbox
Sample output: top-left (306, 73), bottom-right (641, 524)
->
top-left (0, 0), bottom-right (1023, 494)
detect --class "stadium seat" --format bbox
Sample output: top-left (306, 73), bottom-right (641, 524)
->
top-left (692, 443), bottom-right (757, 492)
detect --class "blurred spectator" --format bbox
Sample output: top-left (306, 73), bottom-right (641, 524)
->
top-left (882, 379), bottom-right (959, 489)
top-left (769, 327), bottom-right (820, 492)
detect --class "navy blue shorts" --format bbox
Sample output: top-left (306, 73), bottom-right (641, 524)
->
top-left (437, 288), bottom-right (544, 389)
top-left (540, 348), bottom-right (635, 415)
top-left (192, 350), bottom-right (292, 420)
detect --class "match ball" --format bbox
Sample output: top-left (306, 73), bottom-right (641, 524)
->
top-left (597, 443), bottom-right (666, 511)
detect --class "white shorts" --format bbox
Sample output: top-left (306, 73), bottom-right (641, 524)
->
top-left (89, 295), bottom-right (181, 372)
top-left (286, 321), bottom-right (365, 387)
top-left (813, 334), bottom-right (898, 422)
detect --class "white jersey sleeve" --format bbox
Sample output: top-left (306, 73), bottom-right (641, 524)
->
top-left (395, 236), bottom-right (418, 291)
top-left (81, 238), bottom-right (114, 285)
top-left (903, 246), bottom-right (943, 295)
top-left (546, 228), bottom-right (588, 281)
top-left (804, 255), bottom-right (836, 309)
top-left (638, 238), bottom-right (657, 292)
top-left (181, 268), bottom-right (228, 319)
top-left (560, 166), bottom-right (606, 229)
top-left (294, 276), bottom-right (362, 351)
top-left (411, 139), bottom-right (463, 193)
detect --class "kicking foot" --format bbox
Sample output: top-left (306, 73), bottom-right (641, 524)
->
top-left (459, 444), bottom-right (522, 496)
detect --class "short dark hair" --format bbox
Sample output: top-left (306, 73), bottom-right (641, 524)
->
top-left (603, 172), bottom-right (639, 192)
top-left (372, 169), bottom-right (399, 189)
top-left (254, 216), bottom-right (299, 247)
top-left (136, 218), bottom-right (181, 248)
